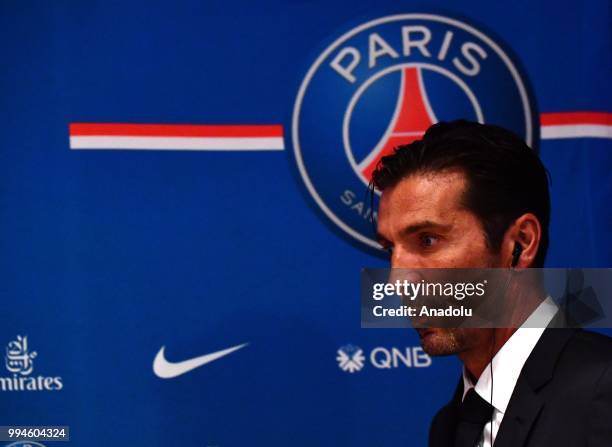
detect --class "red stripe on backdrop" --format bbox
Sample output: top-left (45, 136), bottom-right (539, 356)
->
top-left (70, 112), bottom-right (611, 140)
top-left (540, 112), bottom-right (612, 126)
top-left (69, 123), bottom-right (284, 137)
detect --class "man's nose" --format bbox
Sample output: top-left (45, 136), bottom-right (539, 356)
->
top-left (390, 246), bottom-right (423, 269)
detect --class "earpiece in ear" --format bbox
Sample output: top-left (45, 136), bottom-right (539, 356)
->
top-left (511, 242), bottom-right (523, 267)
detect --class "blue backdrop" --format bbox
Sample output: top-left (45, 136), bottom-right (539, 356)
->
top-left (1, 1), bottom-right (610, 445)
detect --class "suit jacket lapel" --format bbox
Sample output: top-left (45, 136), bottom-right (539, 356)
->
top-left (494, 318), bottom-right (576, 447)
top-left (429, 380), bottom-right (462, 447)
top-left (493, 376), bottom-right (543, 447)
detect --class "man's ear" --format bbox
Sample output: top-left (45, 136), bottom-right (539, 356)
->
top-left (502, 213), bottom-right (542, 268)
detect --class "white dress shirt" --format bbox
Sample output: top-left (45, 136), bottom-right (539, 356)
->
top-left (461, 296), bottom-right (558, 446)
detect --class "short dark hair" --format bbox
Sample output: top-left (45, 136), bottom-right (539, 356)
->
top-left (371, 120), bottom-right (551, 267)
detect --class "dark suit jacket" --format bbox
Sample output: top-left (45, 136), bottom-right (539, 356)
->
top-left (429, 326), bottom-right (612, 446)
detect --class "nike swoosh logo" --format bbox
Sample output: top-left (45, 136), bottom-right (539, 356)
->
top-left (153, 343), bottom-right (248, 379)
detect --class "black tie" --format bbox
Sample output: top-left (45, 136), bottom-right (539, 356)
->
top-left (454, 388), bottom-right (494, 447)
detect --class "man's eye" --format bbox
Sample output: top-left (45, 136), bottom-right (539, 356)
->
top-left (420, 234), bottom-right (439, 248)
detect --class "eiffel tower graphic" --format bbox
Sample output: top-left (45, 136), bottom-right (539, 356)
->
top-left (358, 67), bottom-right (437, 183)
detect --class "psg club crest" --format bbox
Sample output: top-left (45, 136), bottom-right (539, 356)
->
top-left (290, 14), bottom-right (538, 250)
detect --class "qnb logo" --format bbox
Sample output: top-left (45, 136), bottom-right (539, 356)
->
top-left (369, 346), bottom-right (432, 369)
top-left (336, 344), bottom-right (432, 373)
top-left (1, 335), bottom-right (63, 391)
top-left (336, 344), bottom-right (366, 373)
top-left (291, 14), bottom-right (537, 250)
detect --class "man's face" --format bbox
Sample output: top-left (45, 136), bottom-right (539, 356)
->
top-left (376, 169), bottom-right (501, 356)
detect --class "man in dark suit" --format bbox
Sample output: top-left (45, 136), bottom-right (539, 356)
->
top-left (372, 120), bottom-right (612, 446)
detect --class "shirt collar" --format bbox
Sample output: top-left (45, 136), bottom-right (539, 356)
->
top-left (461, 296), bottom-right (558, 413)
